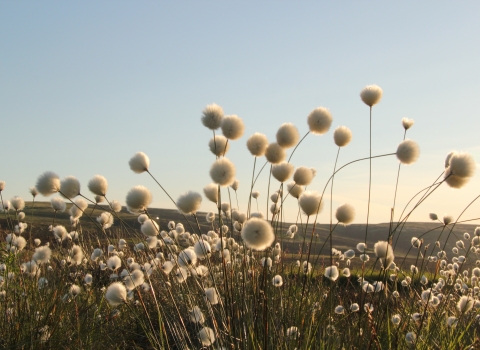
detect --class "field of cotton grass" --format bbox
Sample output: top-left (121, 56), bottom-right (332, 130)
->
top-left (1, 84), bottom-right (480, 349)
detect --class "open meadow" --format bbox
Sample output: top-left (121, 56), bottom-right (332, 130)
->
top-left (1, 87), bottom-right (480, 350)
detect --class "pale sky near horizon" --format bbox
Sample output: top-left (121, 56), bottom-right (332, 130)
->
top-left (1, 2), bottom-right (480, 225)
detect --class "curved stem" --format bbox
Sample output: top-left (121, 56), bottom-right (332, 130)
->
top-left (287, 131), bottom-right (310, 163)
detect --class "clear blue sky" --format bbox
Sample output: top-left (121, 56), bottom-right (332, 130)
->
top-left (1, 2), bottom-right (479, 224)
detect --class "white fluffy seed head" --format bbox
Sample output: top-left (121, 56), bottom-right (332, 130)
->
top-left (324, 265), bottom-right (339, 281)
top-left (265, 142), bottom-right (286, 164)
top-left (374, 241), bottom-right (395, 269)
top-left (105, 282), bottom-right (127, 306)
top-left (88, 175), bottom-right (108, 197)
top-left (32, 246), bottom-right (52, 264)
top-left (110, 200), bottom-right (122, 212)
top-left (177, 191), bottom-right (202, 215)
top-left (360, 85), bottom-right (383, 107)
top-left (208, 135), bottom-right (230, 156)
top-left (36, 171), bottom-right (60, 196)
top-left (333, 126), bottom-right (352, 147)
top-left (129, 152), bottom-right (150, 173)
top-left (276, 123), bottom-right (299, 149)
top-left (293, 166), bottom-right (315, 186)
top-left (299, 191), bottom-right (323, 216)
top-left (60, 176), bottom-right (81, 199)
top-left (247, 132), bottom-right (269, 157)
top-left (402, 117), bottom-right (414, 130)
top-left (141, 220), bottom-right (159, 237)
top-left (231, 179), bottom-right (239, 191)
top-left (335, 203), bottom-right (355, 224)
top-left (221, 115), bottom-right (244, 140)
top-left (201, 103), bottom-right (224, 130)
top-left (286, 181), bottom-right (304, 199)
top-left (203, 183), bottom-right (219, 203)
top-left (396, 140), bottom-right (420, 165)
top-left (50, 197), bottom-right (66, 212)
top-left (198, 327), bottom-right (215, 346)
top-left (126, 186), bottom-right (152, 213)
top-left (210, 158), bottom-right (236, 187)
top-left (29, 186), bottom-right (38, 197)
top-left (241, 218), bottom-right (275, 251)
top-left (444, 152), bottom-right (476, 189)
top-left (70, 197), bottom-right (88, 219)
top-left (272, 162), bottom-right (294, 183)
top-left (307, 107), bottom-right (332, 135)
top-left (11, 196), bottom-right (25, 211)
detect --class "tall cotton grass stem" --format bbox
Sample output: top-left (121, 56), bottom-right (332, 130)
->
top-left (365, 106), bottom-right (372, 250)
top-left (329, 147), bottom-right (341, 266)
top-left (389, 128), bottom-right (407, 236)
top-left (287, 131), bottom-right (310, 163)
top-left (266, 165), bottom-right (272, 221)
top-left (247, 157), bottom-right (257, 218)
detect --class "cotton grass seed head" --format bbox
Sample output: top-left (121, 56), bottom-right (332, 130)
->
top-left (11, 196), bottom-right (25, 211)
top-left (307, 107), bottom-right (332, 135)
top-left (265, 142), bottom-right (286, 164)
top-left (360, 84), bottom-right (383, 107)
top-left (198, 327), bottom-right (215, 346)
top-left (246, 132), bottom-right (268, 157)
top-left (324, 266), bottom-right (339, 281)
top-left (129, 152), bottom-right (150, 173)
top-left (402, 117), bottom-right (415, 130)
top-left (241, 218), bottom-right (275, 251)
top-left (29, 186), bottom-right (38, 197)
top-left (293, 166), bottom-right (315, 186)
top-left (276, 123), bottom-right (299, 148)
top-left (444, 152), bottom-right (475, 189)
top-left (208, 135), bottom-right (230, 156)
top-left (105, 282), bottom-right (127, 306)
top-left (177, 191), bottom-right (202, 215)
top-left (272, 162), bottom-right (294, 183)
top-left (221, 115), bottom-right (244, 140)
top-left (287, 181), bottom-right (303, 199)
top-left (33, 246), bottom-right (52, 264)
top-left (88, 175), bottom-right (108, 197)
top-left (201, 103), bottom-right (223, 130)
top-left (36, 171), bottom-right (60, 196)
top-left (335, 203), bottom-right (355, 225)
top-left (299, 191), bottom-right (323, 216)
top-left (333, 125), bottom-right (352, 147)
top-left (203, 183), bottom-right (219, 203)
top-left (126, 185), bottom-right (152, 213)
top-left (141, 220), bottom-right (159, 237)
top-left (51, 197), bottom-right (66, 212)
top-left (210, 158), bottom-right (236, 186)
top-left (60, 176), bottom-right (81, 199)
top-left (374, 241), bottom-right (395, 269)
top-left (396, 139), bottom-right (420, 165)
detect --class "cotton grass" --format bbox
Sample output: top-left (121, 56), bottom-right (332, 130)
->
top-left (241, 218), bottom-right (274, 251)
top-left (307, 107), bottom-right (332, 135)
top-left (210, 158), bottom-right (236, 186)
top-left (126, 185), bottom-right (152, 212)
top-left (129, 152), bottom-right (150, 173)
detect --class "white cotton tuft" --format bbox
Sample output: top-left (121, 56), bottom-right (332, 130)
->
top-left (126, 185), bottom-right (152, 213)
top-left (293, 166), bottom-right (315, 186)
top-left (124, 269), bottom-right (145, 291)
top-left (205, 287), bottom-right (219, 305)
top-left (247, 132), bottom-right (268, 157)
top-left (444, 152), bottom-right (476, 189)
top-left (70, 197), bottom-right (88, 219)
top-left (265, 142), bottom-right (286, 164)
top-left (51, 197), bottom-right (66, 212)
top-left (210, 158), bottom-right (236, 187)
top-left (88, 175), bottom-right (108, 197)
top-left (307, 107), bottom-right (332, 135)
top-left (203, 183), bottom-right (219, 203)
top-left (333, 126), bottom-right (352, 147)
top-left (11, 196), bottom-right (25, 211)
top-left (97, 212), bottom-right (114, 229)
top-left (60, 176), bottom-right (81, 199)
top-left (129, 152), bottom-right (150, 174)
top-left (272, 162), bottom-right (294, 183)
top-left (201, 103), bottom-right (223, 130)
top-left (198, 327), bottom-right (216, 346)
top-left (241, 218), bottom-right (275, 251)
top-left (287, 181), bottom-right (303, 199)
top-left (141, 220), bottom-right (159, 237)
top-left (107, 256), bottom-right (122, 270)
top-left (396, 139), bottom-right (420, 165)
top-left (208, 135), bottom-right (230, 156)
top-left (177, 191), bottom-right (202, 214)
top-left (36, 171), bottom-right (60, 196)
top-left (33, 246), bottom-right (52, 264)
top-left (335, 203), bottom-right (355, 224)
top-left (276, 123), bottom-right (299, 149)
top-left (374, 241), bottom-right (395, 269)
top-left (324, 266), bottom-right (339, 281)
top-left (402, 117), bottom-right (414, 130)
top-left (221, 115), bottom-right (244, 140)
top-left (105, 282), bottom-right (127, 306)
top-left (110, 200), bottom-right (122, 212)
top-left (299, 191), bottom-right (323, 216)
top-left (360, 85), bottom-right (383, 107)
